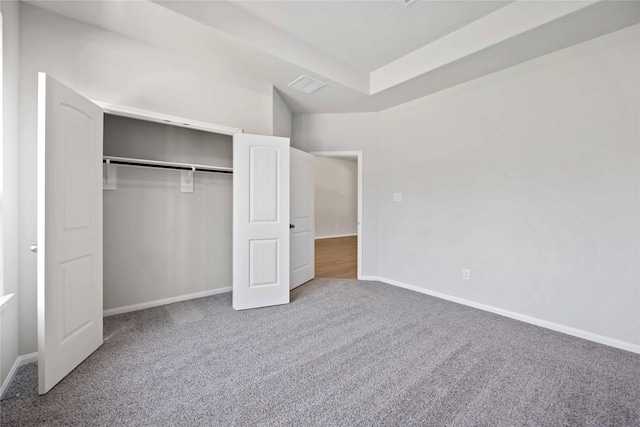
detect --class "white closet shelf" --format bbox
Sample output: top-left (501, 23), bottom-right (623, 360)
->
top-left (103, 156), bottom-right (233, 174)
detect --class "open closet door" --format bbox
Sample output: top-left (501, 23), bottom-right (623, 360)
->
top-left (290, 148), bottom-right (315, 289)
top-left (233, 134), bottom-right (290, 310)
top-left (37, 73), bottom-right (104, 394)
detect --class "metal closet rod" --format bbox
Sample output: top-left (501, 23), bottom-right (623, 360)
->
top-left (103, 156), bottom-right (233, 174)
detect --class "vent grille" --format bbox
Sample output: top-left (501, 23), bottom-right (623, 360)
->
top-left (287, 75), bottom-right (326, 94)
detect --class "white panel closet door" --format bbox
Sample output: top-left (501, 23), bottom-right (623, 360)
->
top-left (290, 148), bottom-right (315, 289)
top-left (233, 133), bottom-right (290, 310)
top-left (37, 73), bottom-right (104, 394)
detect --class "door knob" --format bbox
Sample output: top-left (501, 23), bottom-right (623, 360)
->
top-left (290, 224), bottom-right (295, 229)
top-left (30, 245), bottom-right (38, 253)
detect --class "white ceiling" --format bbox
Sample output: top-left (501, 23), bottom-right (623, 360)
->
top-left (232, 1), bottom-right (511, 73)
top-left (27, 0), bottom-right (640, 114)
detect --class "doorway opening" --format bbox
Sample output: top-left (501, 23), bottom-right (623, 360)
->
top-left (310, 151), bottom-right (362, 280)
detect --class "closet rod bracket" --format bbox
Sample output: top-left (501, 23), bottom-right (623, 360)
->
top-left (103, 158), bottom-right (117, 191)
top-left (181, 167), bottom-right (195, 193)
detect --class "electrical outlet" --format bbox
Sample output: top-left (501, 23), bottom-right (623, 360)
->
top-left (462, 268), bottom-right (471, 281)
top-left (393, 193), bottom-right (402, 202)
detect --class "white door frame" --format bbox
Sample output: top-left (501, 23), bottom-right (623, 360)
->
top-left (309, 151), bottom-right (363, 280)
top-left (92, 100), bottom-right (243, 316)
top-left (92, 101), bottom-right (243, 136)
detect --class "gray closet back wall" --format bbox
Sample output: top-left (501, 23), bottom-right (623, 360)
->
top-left (103, 115), bottom-right (233, 311)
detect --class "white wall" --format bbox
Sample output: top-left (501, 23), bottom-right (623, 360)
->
top-left (293, 24), bottom-right (640, 350)
top-left (1, 0), bottom-right (20, 387)
top-left (103, 116), bottom-right (232, 311)
top-left (17, 4), bottom-right (275, 353)
top-left (272, 88), bottom-right (292, 138)
top-left (377, 24), bottom-right (639, 347)
top-left (315, 157), bottom-right (358, 238)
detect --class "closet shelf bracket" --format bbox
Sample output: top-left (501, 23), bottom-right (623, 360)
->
top-left (182, 166), bottom-right (195, 193)
top-left (103, 158), bottom-right (117, 191)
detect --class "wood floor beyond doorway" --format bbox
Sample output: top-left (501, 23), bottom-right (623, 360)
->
top-left (315, 235), bottom-right (357, 279)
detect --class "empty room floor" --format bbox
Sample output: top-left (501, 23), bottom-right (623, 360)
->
top-left (2, 278), bottom-right (639, 426)
top-left (315, 235), bottom-right (357, 278)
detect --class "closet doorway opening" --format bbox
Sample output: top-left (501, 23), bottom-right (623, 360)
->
top-left (101, 113), bottom-right (235, 316)
top-left (310, 151), bottom-right (362, 280)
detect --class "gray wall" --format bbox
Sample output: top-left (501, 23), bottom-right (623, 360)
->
top-left (103, 116), bottom-right (232, 311)
top-left (272, 88), bottom-right (292, 138)
top-left (17, 3), bottom-right (273, 354)
top-left (1, 0), bottom-right (20, 386)
top-left (293, 24), bottom-right (640, 348)
top-left (315, 157), bottom-right (358, 238)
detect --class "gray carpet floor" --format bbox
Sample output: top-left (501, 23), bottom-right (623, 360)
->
top-left (1, 278), bottom-right (639, 426)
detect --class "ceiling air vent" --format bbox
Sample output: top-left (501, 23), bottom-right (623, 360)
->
top-left (288, 75), bottom-right (326, 94)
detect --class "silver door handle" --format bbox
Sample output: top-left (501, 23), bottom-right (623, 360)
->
top-left (30, 245), bottom-right (38, 253)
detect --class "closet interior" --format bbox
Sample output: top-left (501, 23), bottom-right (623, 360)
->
top-left (102, 114), bottom-right (233, 314)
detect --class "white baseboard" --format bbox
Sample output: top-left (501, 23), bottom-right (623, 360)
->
top-left (103, 287), bottom-right (232, 317)
top-left (367, 275), bottom-right (640, 355)
top-left (1, 352), bottom-right (38, 398)
top-left (315, 233), bottom-right (357, 240)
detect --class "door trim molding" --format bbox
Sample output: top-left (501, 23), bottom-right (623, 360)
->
top-left (310, 151), bottom-right (363, 280)
top-left (92, 101), bottom-right (244, 136)
top-left (90, 100), bottom-right (240, 313)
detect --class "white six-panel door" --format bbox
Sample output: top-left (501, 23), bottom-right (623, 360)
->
top-left (37, 73), bottom-right (104, 394)
top-left (290, 148), bottom-right (315, 289)
top-left (232, 134), bottom-right (291, 310)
